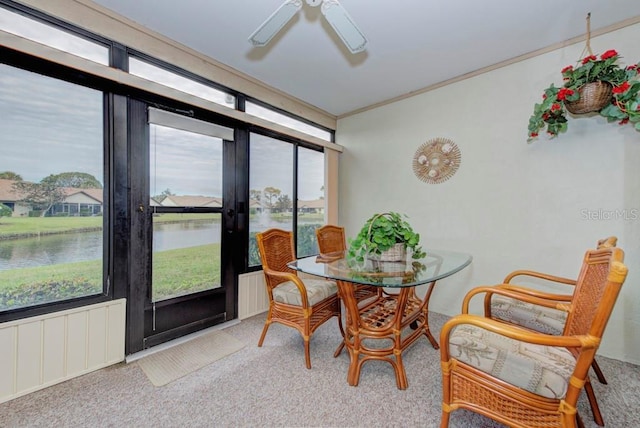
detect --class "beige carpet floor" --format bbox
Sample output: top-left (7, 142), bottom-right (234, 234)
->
top-left (1, 312), bottom-right (639, 427)
top-left (137, 330), bottom-right (245, 386)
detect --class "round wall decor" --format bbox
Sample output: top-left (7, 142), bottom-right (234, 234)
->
top-left (412, 137), bottom-right (461, 184)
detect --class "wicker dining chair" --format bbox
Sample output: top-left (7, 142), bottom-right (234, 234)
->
top-left (440, 246), bottom-right (627, 428)
top-left (315, 224), bottom-right (380, 302)
top-left (256, 228), bottom-right (342, 369)
top-left (484, 237), bottom-right (617, 426)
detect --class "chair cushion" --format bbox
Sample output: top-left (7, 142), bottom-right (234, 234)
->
top-left (448, 324), bottom-right (575, 399)
top-left (490, 295), bottom-right (567, 335)
top-left (273, 279), bottom-right (338, 306)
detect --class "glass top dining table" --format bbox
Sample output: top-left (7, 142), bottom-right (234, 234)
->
top-left (288, 248), bottom-right (472, 389)
top-left (289, 249), bottom-right (472, 289)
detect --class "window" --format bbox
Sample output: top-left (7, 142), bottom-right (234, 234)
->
top-left (0, 64), bottom-right (105, 312)
top-left (296, 147), bottom-right (324, 257)
top-left (248, 133), bottom-right (325, 266)
top-left (149, 109), bottom-right (229, 301)
top-left (0, 6), bottom-right (109, 65)
top-left (246, 101), bottom-right (332, 141)
top-left (129, 56), bottom-right (236, 108)
top-left (248, 134), bottom-right (294, 266)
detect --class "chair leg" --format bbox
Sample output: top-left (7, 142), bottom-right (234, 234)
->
top-left (257, 320), bottom-right (271, 347)
top-left (584, 377), bottom-right (605, 426)
top-left (576, 412), bottom-right (585, 428)
top-left (304, 337), bottom-right (312, 369)
top-left (591, 358), bottom-right (608, 384)
top-left (440, 410), bottom-right (450, 428)
top-left (333, 309), bottom-right (346, 357)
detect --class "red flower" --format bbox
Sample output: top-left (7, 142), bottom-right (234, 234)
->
top-left (619, 118), bottom-right (629, 125)
top-left (627, 64), bottom-right (638, 70)
top-left (556, 88), bottom-right (575, 101)
top-left (600, 49), bottom-right (618, 60)
top-left (542, 93), bottom-right (547, 99)
top-left (612, 81), bottom-right (630, 94)
top-left (542, 113), bottom-right (550, 120)
top-left (581, 55), bottom-right (597, 64)
top-left (530, 132), bottom-right (538, 138)
top-left (551, 103), bottom-right (561, 112)
top-left (561, 65), bottom-right (573, 73)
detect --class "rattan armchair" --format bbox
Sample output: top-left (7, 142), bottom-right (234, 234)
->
top-left (256, 228), bottom-right (342, 369)
top-left (440, 246), bottom-right (627, 428)
top-left (484, 237), bottom-right (617, 426)
top-left (315, 225), bottom-right (380, 302)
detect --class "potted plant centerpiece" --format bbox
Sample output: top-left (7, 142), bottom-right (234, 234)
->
top-left (347, 212), bottom-right (426, 263)
top-left (527, 49), bottom-right (640, 142)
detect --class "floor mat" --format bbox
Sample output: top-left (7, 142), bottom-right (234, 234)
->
top-left (137, 330), bottom-right (245, 386)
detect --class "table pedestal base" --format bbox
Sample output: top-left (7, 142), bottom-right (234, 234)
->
top-left (337, 280), bottom-right (436, 390)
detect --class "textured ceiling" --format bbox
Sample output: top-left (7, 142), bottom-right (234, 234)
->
top-left (91, 0), bottom-right (640, 117)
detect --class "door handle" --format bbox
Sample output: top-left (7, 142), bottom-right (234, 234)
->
top-left (227, 208), bottom-right (235, 217)
top-left (138, 204), bottom-right (145, 213)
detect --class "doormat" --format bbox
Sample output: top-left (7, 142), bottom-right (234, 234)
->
top-left (137, 330), bottom-right (245, 387)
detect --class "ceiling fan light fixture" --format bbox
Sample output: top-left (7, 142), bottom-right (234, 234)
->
top-left (248, 0), bottom-right (367, 54)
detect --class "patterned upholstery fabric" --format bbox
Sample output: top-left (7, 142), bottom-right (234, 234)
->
top-left (272, 279), bottom-right (338, 306)
top-left (449, 324), bottom-right (575, 399)
top-left (490, 295), bottom-right (566, 335)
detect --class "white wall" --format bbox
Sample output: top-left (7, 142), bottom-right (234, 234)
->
top-left (336, 24), bottom-right (640, 364)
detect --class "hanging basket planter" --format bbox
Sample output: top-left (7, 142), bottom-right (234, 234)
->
top-left (526, 14), bottom-right (640, 142)
top-left (564, 81), bottom-right (613, 114)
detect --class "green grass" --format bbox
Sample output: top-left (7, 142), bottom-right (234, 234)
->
top-left (0, 244), bottom-right (221, 310)
top-left (153, 243), bottom-right (221, 300)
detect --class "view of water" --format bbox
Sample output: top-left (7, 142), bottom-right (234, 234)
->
top-left (0, 218), bottom-right (314, 271)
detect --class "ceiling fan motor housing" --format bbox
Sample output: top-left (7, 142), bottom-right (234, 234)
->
top-left (306, 0), bottom-right (322, 7)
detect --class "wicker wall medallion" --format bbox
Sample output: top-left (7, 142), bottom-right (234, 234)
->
top-left (412, 138), bottom-right (461, 184)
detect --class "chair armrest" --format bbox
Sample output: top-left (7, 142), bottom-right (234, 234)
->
top-left (503, 269), bottom-right (577, 286)
top-left (461, 285), bottom-right (571, 316)
top-left (263, 269), bottom-right (311, 307)
top-left (439, 314), bottom-right (597, 362)
top-left (485, 283), bottom-right (573, 304)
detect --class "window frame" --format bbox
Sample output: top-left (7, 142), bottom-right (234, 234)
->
top-left (0, 58), bottom-right (114, 324)
top-left (0, 0), bottom-right (335, 321)
top-left (246, 126), bottom-right (325, 272)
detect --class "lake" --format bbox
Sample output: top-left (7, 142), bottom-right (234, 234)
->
top-left (0, 218), bottom-right (316, 270)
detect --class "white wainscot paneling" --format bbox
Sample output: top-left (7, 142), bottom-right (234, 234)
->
top-left (0, 299), bottom-right (126, 404)
top-left (238, 271), bottom-right (269, 319)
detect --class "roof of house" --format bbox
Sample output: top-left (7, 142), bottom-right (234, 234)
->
top-left (0, 179), bottom-right (25, 201)
top-left (0, 179), bottom-right (104, 204)
top-left (298, 199), bottom-right (324, 209)
top-left (161, 195), bottom-right (222, 207)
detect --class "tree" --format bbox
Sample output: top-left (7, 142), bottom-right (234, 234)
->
top-left (275, 194), bottom-right (292, 213)
top-left (0, 171), bottom-right (23, 181)
top-left (13, 179), bottom-right (66, 217)
top-left (0, 203), bottom-right (12, 217)
top-left (45, 172), bottom-right (102, 189)
top-left (249, 189), bottom-right (262, 203)
top-left (262, 187), bottom-right (281, 209)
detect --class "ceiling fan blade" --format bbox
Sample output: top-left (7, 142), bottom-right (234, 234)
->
top-left (248, 0), bottom-right (303, 47)
top-left (321, 0), bottom-right (367, 53)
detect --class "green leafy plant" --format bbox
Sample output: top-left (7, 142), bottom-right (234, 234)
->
top-left (347, 212), bottom-right (425, 262)
top-left (527, 49), bottom-right (640, 142)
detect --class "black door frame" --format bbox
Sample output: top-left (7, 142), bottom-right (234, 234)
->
top-left (126, 99), bottom-right (238, 353)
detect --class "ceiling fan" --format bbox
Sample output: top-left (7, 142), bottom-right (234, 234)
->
top-left (248, 0), bottom-right (368, 54)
